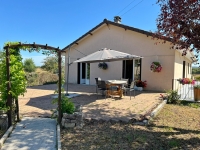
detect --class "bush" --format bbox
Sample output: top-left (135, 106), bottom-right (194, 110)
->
top-left (195, 76), bottom-right (200, 81)
top-left (61, 96), bottom-right (75, 114)
top-left (0, 100), bottom-right (9, 111)
top-left (41, 56), bottom-right (62, 73)
top-left (52, 95), bottom-right (75, 114)
top-left (25, 71), bottom-right (58, 86)
top-left (166, 90), bottom-right (181, 104)
top-left (52, 80), bottom-right (75, 114)
top-left (25, 72), bottom-right (38, 86)
top-left (52, 79), bottom-right (75, 114)
top-left (24, 58), bottom-right (36, 72)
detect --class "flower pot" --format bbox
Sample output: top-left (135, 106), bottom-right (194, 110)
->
top-left (137, 87), bottom-right (143, 91)
top-left (134, 86), bottom-right (138, 90)
top-left (194, 88), bottom-right (200, 101)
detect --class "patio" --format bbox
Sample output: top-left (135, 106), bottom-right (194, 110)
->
top-left (18, 84), bottom-right (163, 122)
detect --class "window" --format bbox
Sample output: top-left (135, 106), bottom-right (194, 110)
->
top-left (183, 61), bottom-right (185, 78)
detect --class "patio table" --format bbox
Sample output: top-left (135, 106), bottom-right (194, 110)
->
top-left (106, 80), bottom-right (127, 98)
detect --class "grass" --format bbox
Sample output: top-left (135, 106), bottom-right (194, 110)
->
top-left (61, 103), bottom-right (200, 150)
top-left (179, 100), bottom-right (200, 108)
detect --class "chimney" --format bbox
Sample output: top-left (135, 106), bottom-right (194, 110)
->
top-left (114, 16), bottom-right (121, 23)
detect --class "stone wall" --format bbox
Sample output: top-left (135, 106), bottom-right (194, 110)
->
top-left (0, 114), bottom-right (8, 130)
top-left (61, 105), bottom-right (83, 128)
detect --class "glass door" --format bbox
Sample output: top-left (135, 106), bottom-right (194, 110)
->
top-left (80, 63), bottom-right (90, 84)
top-left (134, 59), bottom-right (141, 81)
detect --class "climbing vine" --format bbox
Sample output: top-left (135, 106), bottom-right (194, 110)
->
top-left (0, 42), bottom-right (57, 111)
top-left (0, 41), bottom-right (64, 126)
top-left (0, 43), bottom-right (26, 111)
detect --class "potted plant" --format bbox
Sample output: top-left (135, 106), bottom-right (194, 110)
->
top-left (135, 80), bottom-right (147, 91)
top-left (150, 62), bottom-right (162, 72)
top-left (98, 62), bottom-right (108, 70)
top-left (177, 78), bottom-right (195, 85)
top-left (194, 85), bottom-right (200, 101)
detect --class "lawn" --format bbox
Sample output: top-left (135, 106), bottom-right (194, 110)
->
top-left (61, 102), bottom-right (200, 150)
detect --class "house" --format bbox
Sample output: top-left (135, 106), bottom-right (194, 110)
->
top-left (63, 17), bottom-right (195, 91)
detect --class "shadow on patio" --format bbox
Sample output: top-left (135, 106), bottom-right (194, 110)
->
top-left (19, 84), bottom-right (163, 120)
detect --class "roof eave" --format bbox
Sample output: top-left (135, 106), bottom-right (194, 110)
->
top-left (62, 19), bottom-right (172, 51)
top-left (62, 19), bottom-right (108, 51)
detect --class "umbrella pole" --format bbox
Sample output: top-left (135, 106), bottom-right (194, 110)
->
top-left (66, 46), bottom-right (71, 96)
top-left (132, 59), bottom-right (135, 82)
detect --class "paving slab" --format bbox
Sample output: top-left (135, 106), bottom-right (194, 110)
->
top-left (1, 117), bottom-right (57, 150)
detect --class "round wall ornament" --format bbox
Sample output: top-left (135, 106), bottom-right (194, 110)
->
top-left (150, 62), bottom-right (162, 72)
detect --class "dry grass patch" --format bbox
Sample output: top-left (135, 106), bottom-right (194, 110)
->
top-left (61, 103), bottom-right (200, 150)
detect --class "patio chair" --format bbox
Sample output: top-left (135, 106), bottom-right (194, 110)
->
top-left (123, 81), bottom-right (135, 100)
top-left (120, 78), bottom-right (129, 95)
top-left (96, 80), bottom-right (108, 99)
top-left (95, 77), bottom-right (101, 94)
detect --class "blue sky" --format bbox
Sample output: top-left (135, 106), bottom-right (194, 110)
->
top-left (0, 0), bottom-right (160, 66)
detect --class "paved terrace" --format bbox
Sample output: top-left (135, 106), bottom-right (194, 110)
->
top-left (18, 84), bottom-right (163, 121)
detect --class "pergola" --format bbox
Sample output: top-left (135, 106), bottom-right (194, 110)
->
top-left (3, 42), bottom-right (63, 127)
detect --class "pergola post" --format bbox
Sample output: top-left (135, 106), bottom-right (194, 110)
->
top-left (15, 98), bottom-right (20, 122)
top-left (3, 42), bottom-right (63, 126)
top-left (58, 51), bottom-right (62, 124)
top-left (5, 46), bottom-right (12, 128)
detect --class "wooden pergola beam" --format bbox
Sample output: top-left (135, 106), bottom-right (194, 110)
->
top-left (3, 42), bottom-right (61, 52)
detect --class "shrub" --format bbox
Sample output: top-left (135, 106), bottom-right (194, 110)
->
top-left (166, 90), bottom-right (181, 104)
top-left (0, 100), bottom-right (9, 112)
top-left (60, 96), bottom-right (75, 114)
top-left (52, 95), bottom-right (75, 115)
top-left (52, 79), bottom-right (75, 114)
top-left (195, 76), bottom-right (200, 81)
top-left (24, 58), bottom-right (36, 72)
top-left (25, 71), bottom-right (58, 86)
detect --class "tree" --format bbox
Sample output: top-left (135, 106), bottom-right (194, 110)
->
top-left (41, 56), bottom-right (58, 73)
top-left (156, 0), bottom-right (200, 56)
top-left (23, 58), bottom-right (36, 72)
top-left (0, 51), bottom-right (3, 59)
top-left (0, 51), bottom-right (3, 84)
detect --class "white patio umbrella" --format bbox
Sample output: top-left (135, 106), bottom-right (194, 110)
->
top-left (66, 48), bottom-right (142, 96)
top-left (73, 48), bottom-right (142, 63)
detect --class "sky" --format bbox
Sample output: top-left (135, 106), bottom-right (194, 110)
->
top-left (0, 0), bottom-right (160, 66)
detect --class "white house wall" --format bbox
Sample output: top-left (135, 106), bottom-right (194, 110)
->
top-left (174, 50), bottom-right (192, 79)
top-left (65, 23), bottom-right (191, 91)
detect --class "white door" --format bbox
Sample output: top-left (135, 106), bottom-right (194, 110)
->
top-left (80, 63), bottom-right (90, 84)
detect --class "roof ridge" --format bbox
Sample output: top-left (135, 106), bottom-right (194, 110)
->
top-left (62, 19), bottom-right (170, 51)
